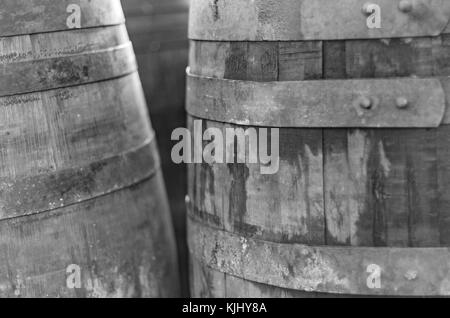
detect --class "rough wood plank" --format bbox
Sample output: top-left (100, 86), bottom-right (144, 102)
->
top-left (188, 35), bottom-right (450, 297)
top-left (278, 41), bottom-right (322, 81)
top-left (323, 37), bottom-right (445, 247)
top-left (187, 118), bottom-right (325, 244)
top-left (224, 42), bottom-right (250, 81)
top-left (190, 38), bottom-right (450, 80)
top-left (246, 42), bottom-right (278, 82)
top-left (0, 26), bottom-right (135, 96)
top-left (0, 141), bottom-right (159, 220)
top-left (0, 174), bottom-right (179, 298)
top-left (0, 73), bottom-right (152, 180)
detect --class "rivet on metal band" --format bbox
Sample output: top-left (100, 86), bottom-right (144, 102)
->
top-left (186, 72), bottom-right (446, 128)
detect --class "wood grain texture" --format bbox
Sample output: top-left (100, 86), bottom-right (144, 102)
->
top-left (188, 35), bottom-right (450, 296)
top-left (0, 73), bottom-right (152, 181)
top-left (0, 25), bottom-right (136, 96)
top-left (0, 174), bottom-right (179, 298)
top-left (0, 0), bottom-right (125, 37)
top-left (0, 140), bottom-right (159, 220)
top-left (322, 37), bottom-right (448, 247)
top-left (122, 0), bottom-right (189, 296)
top-left (187, 117), bottom-right (325, 245)
top-left (189, 38), bottom-right (450, 80)
top-left (0, 4), bottom-right (180, 297)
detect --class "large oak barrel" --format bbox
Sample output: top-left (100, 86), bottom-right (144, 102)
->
top-left (0, 0), bottom-right (179, 297)
top-left (122, 0), bottom-right (190, 295)
top-left (187, 0), bottom-right (450, 297)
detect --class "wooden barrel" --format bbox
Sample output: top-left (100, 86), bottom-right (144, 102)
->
top-left (0, 0), bottom-right (179, 297)
top-left (122, 0), bottom-right (190, 295)
top-left (187, 0), bottom-right (450, 297)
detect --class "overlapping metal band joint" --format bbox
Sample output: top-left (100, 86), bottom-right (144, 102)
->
top-left (187, 0), bottom-right (450, 128)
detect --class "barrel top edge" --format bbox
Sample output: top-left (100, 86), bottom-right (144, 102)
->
top-left (189, 0), bottom-right (450, 41)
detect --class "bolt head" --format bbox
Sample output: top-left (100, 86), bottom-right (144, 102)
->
top-left (358, 97), bottom-right (373, 109)
top-left (396, 97), bottom-right (409, 109)
top-left (399, 0), bottom-right (413, 13)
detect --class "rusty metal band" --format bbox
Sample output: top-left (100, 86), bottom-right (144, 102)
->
top-left (188, 218), bottom-right (450, 296)
top-left (1, 0), bottom-right (125, 37)
top-left (0, 43), bottom-right (136, 97)
top-left (189, 0), bottom-right (450, 41)
top-left (186, 73), bottom-right (446, 128)
top-left (0, 138), bottom-right (160, 221)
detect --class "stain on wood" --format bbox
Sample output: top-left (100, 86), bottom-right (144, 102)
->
top-left (322, 38), bottom-right (444, 247)
top-left (187, 118), bottom-right (325, 244)
top-left (0, 2), bottom-right (180, 297)
top-left (0, 25), bottom-right (136, 96)
top-left (188, 33), bottom-right (450, 296)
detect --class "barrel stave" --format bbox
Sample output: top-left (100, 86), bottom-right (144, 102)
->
top-left (188, 31), bottom-right (450, 296)
top-left (188, 36), bottom-right (450, 247)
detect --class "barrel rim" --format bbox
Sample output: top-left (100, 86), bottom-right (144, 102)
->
top-left (1, 0), bottom-right (125, 37)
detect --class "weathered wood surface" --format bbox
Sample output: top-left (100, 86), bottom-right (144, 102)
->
top-left (0, 72), bottom-right (156, 218)
top-left (0, 25), bottom-right (136, 96)
top-left (321, 38), bottom-right (450, 247)
top-left (0, 3), bottom-right (180, 297)
top-left (0, 140), bottom-right (159, 220)
top-left (187, 117), bottom-right (325, 245)
top-left (189, 0), bottom-right (450, 41)
top-left (122, 0), bottom-right (189, 296)
top-left (188, 35), bottom-right (450, 296)
top-left (0, 0), bottom-right (125, 37)
top-left (0, 174), bottom-right (179, 298)
top-left (0, 73), bottom-right (152, 187)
